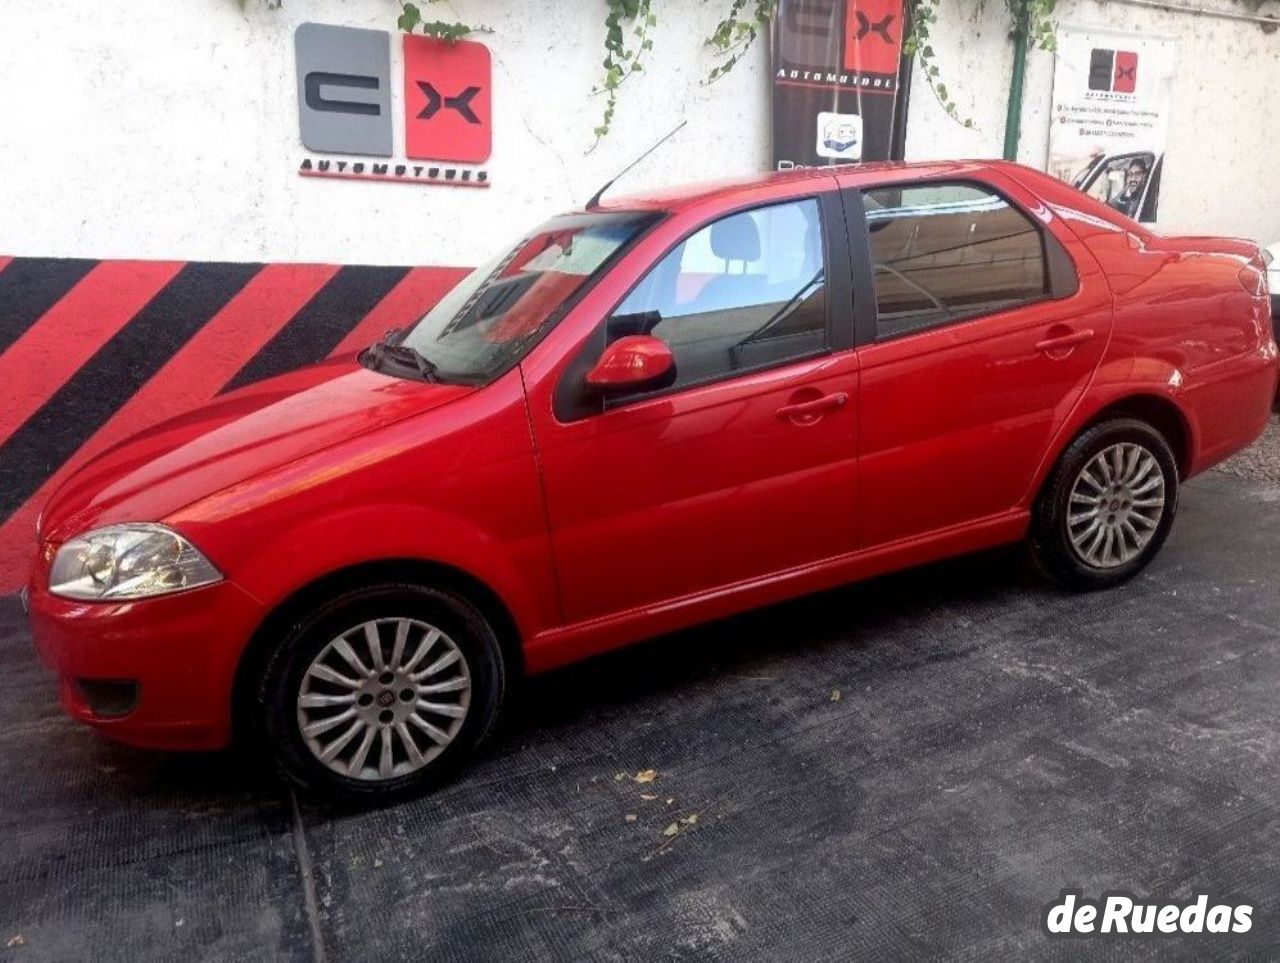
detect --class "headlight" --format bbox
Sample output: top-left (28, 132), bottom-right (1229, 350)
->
top-left (49, 524), bottom-right (222, 601)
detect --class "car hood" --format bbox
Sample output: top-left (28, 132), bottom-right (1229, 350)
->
top-left (40, 357), bottom-right (474, 543)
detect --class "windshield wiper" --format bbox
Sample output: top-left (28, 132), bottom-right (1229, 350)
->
top-left (362, 338), bottom-right (440, 382)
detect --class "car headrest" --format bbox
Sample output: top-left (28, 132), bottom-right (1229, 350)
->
top-left (711, 214), bottom-right (761, 262)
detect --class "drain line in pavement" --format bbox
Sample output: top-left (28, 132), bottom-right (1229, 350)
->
top-left (289, 787), bottom-right (330, 963)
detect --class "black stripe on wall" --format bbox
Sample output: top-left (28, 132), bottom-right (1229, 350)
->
top-left (221, 265), bottom-right (410, 393)
top-left (0, 261), bottom-right (261, 522)
top-left (0, 258), bottom-right (98, 358)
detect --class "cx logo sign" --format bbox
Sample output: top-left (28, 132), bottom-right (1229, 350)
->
top-left (295, 23), bottom-right (492, 164)
top-left (404, 35), bottom-right (491, 163)
top-left (1088, 48), bottom-right (1139, 94)
top-left (842, 0), bottom-right (903, 74)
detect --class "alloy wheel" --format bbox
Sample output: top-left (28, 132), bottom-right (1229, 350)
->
top-left (296, 617), bottom-right (472, 781)
top-left (1066, 442), bottom-right (1166, 569)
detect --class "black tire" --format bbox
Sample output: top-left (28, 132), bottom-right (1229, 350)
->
top-left (1030, 418), bottom-right (1179, 591)
top-left (258, 582), bottom-right (507, 805)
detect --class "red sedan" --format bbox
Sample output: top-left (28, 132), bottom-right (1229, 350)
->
top-left (27, 161), bottom-right (1278, 801)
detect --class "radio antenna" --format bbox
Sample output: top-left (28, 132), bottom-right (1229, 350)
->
top-left (585, 119), bottom-right (688, 210)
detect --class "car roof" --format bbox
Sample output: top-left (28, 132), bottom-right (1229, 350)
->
top-left (594, 160), bottom-right (999, 213)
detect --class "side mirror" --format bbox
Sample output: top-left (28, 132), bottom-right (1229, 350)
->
top-left (585, 335), bottom-right (676, 396)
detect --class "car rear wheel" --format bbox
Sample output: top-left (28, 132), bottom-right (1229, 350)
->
top-left (1030, 418), bottom-right (1179, 591)
top-left (259, 583), bottom-right (507, 804)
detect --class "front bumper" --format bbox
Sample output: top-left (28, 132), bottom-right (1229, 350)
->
top-left (28, 576), bottom-right (266, 751)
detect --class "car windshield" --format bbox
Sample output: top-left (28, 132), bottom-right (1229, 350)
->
top-left (371, 211), bottom-right (656, 384)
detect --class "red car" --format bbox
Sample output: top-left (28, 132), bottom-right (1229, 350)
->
top-left (27, 160), bottom-right (1278, 801)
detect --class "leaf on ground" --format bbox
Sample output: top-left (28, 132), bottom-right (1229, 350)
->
top-left (625, 813), bottom-right (637, 823)
top-left (7, 935), bottom-right (25, 948)
top-left (662, 822), bottom-right (680, 837)
top-left (830, 688), bottom-right (842, 702)
top-left (681, 814), bottom-right (698, 826)
top-left (614, 772), bottom-right (626, 781)
top-left (632, 769), bottom-right (658, 783)
top-left (640, 793), bottom-right (658, 801)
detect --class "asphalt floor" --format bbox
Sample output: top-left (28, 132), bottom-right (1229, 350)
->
top-left (1, 419), bottom-right (1277, 961)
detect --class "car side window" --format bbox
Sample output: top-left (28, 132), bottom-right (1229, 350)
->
top-left (861, 182), bottom-right (1050, 341)
top-left (611, 197), bottom-right (827, 391)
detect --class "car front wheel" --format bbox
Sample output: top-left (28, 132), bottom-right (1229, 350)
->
top-left (1030, 417), bottom-right (1179, 590)
top-left (259, 582), bottom-right (507, 804)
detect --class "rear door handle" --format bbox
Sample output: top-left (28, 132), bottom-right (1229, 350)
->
top-left (1035, 328), bottom-right (1095, 354)
top-left (775, 392), bottom-right (848, 422)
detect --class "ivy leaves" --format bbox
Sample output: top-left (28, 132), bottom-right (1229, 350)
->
top-left (395, 0), bottom-right (774, 145)
top-left (397, 1), bottom-right (482, 43)
top-left (906, 0), bottom-right (1059, 131)
top-left (276, 0), bottom-right (1066, 145)
top-left (1021, 0), bottom-right (1060, 52)
top-left (592, 0), bottom-right (657, 143)
top-left (706, 0), bottom-right (777, 84)
top-left (905, 0), bottom-right (975, 128)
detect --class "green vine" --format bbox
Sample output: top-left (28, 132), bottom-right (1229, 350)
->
top-left (240, 0), bottom-right (1077, 141)
top-left (592, 0), bottom-right (657, 145)
top-left (391, 0), bottom-right (773, 142)
top-left (705, 0), bottom-right (777, 84)
top-left (906, 0), bottom-right (1057, 130)
top-left (1023, 0), bottom-right (1059, 51)
top-left (396, 1), bottom-right (486, 42)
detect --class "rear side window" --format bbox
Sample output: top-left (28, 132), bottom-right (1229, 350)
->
top-left (861, 183), bottom-right (1049, 340)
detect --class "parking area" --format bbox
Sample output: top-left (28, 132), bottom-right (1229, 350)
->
top-left (1, 421), bottom-right (1277, 961)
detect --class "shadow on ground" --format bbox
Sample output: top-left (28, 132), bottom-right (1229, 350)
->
top-left (1, 470), bottom-right (1278, 961)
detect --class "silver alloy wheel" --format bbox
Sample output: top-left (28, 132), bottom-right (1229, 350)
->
top-left (296, 618), bottom-right (472, 781)
top-left (1066, 442), bottom-right (1166, 569)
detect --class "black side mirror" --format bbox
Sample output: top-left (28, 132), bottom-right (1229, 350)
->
top-left (607, 310), bottom-right (663, 339)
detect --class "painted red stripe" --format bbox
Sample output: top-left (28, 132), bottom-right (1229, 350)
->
top-left (328, 266), bottom-right (469, 357)
top-left (0, 261), bottom-right (183, 449)
top-left (59, 263), bottom-right (338, 460)
top-left (0, 257), bottom-right (12, 276)
top-left (0, 263), bottom-right (338, 592)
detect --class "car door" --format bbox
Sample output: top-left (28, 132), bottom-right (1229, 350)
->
top-left (525, 191), bottom-right (859, 625)
top-left (840, 168), bottom-right (1112, 549)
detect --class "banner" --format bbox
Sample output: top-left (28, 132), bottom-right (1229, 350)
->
top-left (1048, 26), bottom-right (1178, 223)
top-left (771, 0), bottom-right (913, 169)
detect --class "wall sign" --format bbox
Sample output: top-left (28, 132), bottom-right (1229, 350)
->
top-left (404, 36), bottom-right (492, 164)
top-left (1048, 26), bottom-right (1177, 223)
top-left (771, 0), bottom-right (912, 169)
top-left (295, 23), bottom-right (394, 157)
top-left (294, 23), bottom-right (492, 186)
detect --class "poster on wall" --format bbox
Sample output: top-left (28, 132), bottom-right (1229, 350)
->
top-left (771, 0), bottom-right (913, 169)
top-left (1048, 26), bottom-right (1178, 223)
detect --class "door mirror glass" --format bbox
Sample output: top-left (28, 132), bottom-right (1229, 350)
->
top-left (585, 336), bottom-right (676, 395)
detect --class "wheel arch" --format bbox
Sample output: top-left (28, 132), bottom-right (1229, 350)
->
top-left (1030, 390), bottom-right (1194, 514)
top-left (1076, 393), bottom-right (1193, 478)
top-left (230, 557), bottom-right (524, 745)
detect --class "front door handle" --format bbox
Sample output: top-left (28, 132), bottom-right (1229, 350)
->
top-left (775, 392), bottom-right (848, 424)
top-left (1035, 328), bottom-right (1095, 355)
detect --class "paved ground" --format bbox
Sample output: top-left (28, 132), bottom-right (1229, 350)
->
top-left (1, 419), bottom-right (1278, 961)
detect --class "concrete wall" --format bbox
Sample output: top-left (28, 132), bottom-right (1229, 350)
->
top-left (0, 0), bottom-right (771, 267)
top-left (4, 0), bottom-right (1278, 263)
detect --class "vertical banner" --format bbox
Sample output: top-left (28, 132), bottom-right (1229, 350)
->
top-left (771, 0), bottom-right (913, 169)
top-left (1048, 27), bottom-right (1178, 223)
